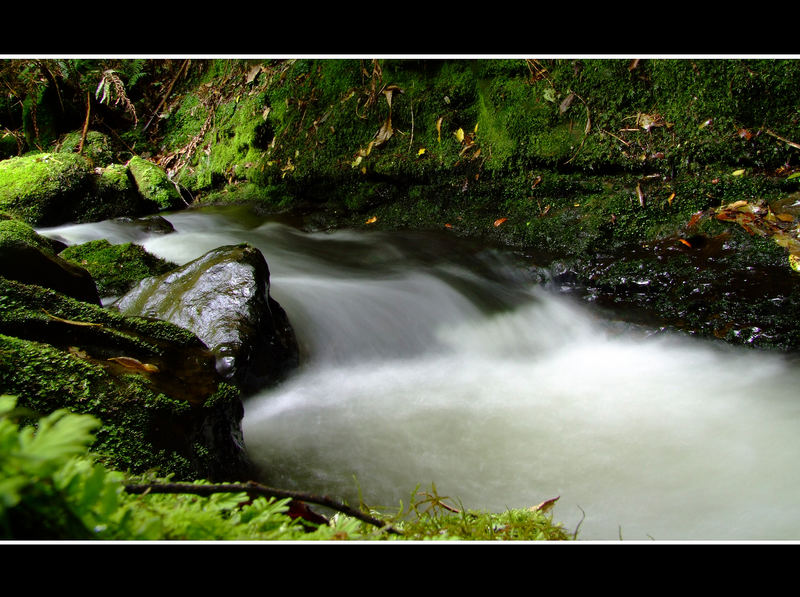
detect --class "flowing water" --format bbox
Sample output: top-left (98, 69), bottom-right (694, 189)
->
top-left (39, 205), bottom-right (800, 541)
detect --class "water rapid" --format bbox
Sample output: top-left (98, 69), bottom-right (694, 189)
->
top-left (39, 206), bottom-right (800, 541)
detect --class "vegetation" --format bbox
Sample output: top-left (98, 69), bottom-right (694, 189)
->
top-left (3, 56), bottom-right (800, 540)
top-left (0, 395), bottom-right (570, 540)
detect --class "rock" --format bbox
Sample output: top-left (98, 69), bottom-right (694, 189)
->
top-left (59, 239), bottom-right (177, 298)
top-left (0, 217), bottom-right (101, 304)
top-left (127, 156), bottom-right (185, 211)
top-left (115, 243), bottom-right (299, 395)
top-left (0, 152), bottom-right (94, 225)
top-left (0, 152), bottom-right (167, 227)
top-left (0, 276), bottom-right (253, 481)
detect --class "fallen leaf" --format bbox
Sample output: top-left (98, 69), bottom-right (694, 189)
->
top-left (493, 217), bottom-right (508, 227)
top-left (436, 117), bottom-right (443, 142)
top-left (559, 92), bottom-right (575, 114)
top-left (455, 128), bottom-right (464, 143)
top-left (667, 192), bottom-right (676, 206)
top-left (777, 213), bottom-right (795, 222)
top-left (732, 169), bottom-right (746, 176)
top-left (679, 238), bottom-right (693, 248)
top-left (417, 148), bottom-right (426, 156)
top-left (365, 216), bottom-right (377, 224)
top-left (107, 356), bottom-right (159, 373)
top-left (530, 496), bottom-right (560, 514)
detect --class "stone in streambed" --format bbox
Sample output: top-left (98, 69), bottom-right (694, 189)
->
top-left (115, 243), bottom-right (299, 395)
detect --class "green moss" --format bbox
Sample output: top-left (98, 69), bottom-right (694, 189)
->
top-left (0, 215), bottom-right (58, 254)
top-left (0, 152), bottom-right (93, 225)
top-left (128, 156), bottom-right (183, 211)
top-left (59, 239), bottom-right (177, 297)
top-left (57, 130), bottom-right (115, 166)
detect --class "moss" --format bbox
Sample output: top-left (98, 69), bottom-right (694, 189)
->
top-left (0, 215), bottom-right (59, 254)
top-left (59, 238), bottom-right (177, 297)
top-left (0, 152), bottom-right (93, 225)
top-left (57, 130), bottom-right (115, 166)
top-left (0, 274), bottom-right (248, 479)
top-left (127, 156), bottom-right (183, 211)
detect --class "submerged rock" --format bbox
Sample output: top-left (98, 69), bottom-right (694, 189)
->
top-left (115, 243), bottom-right (299, 395)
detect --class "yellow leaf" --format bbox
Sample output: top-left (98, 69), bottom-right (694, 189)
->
top-left (455, 128), bottom-right (464, 143)
top-left (417, 148), bottom-right (426, 156)
top-left (790, 253), bottom-right (800, 273)
top-left (474, 122), bottom-right (479, 133)
top-left (365, 216), bottom-right (377, 224)
top-left (732, 169), bottom-right (746, 176)
top-left (436, 117), bottom-right (443, 142)
top-left (108, 356), bottom-right (159, 373)
top-left (777, 213), bottom-right (795, 222)
top-left (667, 192), bottom-right (676, 206)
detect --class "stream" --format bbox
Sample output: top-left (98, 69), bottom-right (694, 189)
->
top-left (39, 205), bottom-right (800, 541)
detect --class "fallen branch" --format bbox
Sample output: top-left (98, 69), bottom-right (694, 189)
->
top-left (763, 128), bottom-right (800, 151)
top-left (77, 92), bottom-right (90, 155)
top-left (143, 59), bottom-right (190, 132)
top-left (123, 480), bottom-right (403, 535)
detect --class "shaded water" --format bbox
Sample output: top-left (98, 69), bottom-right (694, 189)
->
top-left (39, 206), bottom-right (800, 541)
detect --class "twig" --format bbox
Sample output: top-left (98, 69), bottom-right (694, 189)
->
top-left (763, 128), bottom-right (800, 151)
top-left (78, 92), bottom-right (91, 155)
top-left (408, 95), bottom-right (415, 152)
top-left (41, 308), bottom-right (103, 327)
top-left (124, 480), bottom-right (403, 535)
top-left (143, 59), bottom-right (190, 132)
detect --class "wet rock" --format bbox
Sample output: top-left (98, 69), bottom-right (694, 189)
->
top-left (0, 276), bottom-right (253, 481)
top-left (0, 217), bottom-right (100, 305)
top-left (115, 243), bottom-right (299, 395)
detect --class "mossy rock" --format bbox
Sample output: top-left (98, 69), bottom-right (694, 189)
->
top-left (0, 216), bottom-right (100, 304)
top-left (60, 238), bottom-right (177, 298)
top-left (128, 156), bottom-right (184, 211)
top-left (57, 130), bottom-right (115, 166)
top-left (0, 276), bottom-right (252, 480)
top-left (0, 152), bottom-right (94, 225)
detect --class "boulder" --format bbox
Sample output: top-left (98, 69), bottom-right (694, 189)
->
top-left (0, 217), bottom-right (100, 304)
top-left (115, 243), bottom-right (299, 395)
top-left (0, 276), bottom-right (252, 482)
top-left (127, 156), bottom-right (185, 211)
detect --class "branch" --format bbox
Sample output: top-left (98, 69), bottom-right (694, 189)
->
top-left (143, 59), bottom-right (190, 132)
top-left (78, 92), bottom-right (91, 155)
top-left (763, 128), bottom-right (800, 151)
top-left (124, 480), bottom-right (402, 535)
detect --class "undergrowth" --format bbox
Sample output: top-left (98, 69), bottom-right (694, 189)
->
top-left (0, 394), bottom-right (571, 541)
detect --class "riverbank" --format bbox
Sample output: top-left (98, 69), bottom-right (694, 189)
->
top-left (3, 57), bottom-right (800, 539)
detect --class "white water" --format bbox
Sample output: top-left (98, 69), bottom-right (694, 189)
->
top-left (39, 207), bottom-right (800, 541)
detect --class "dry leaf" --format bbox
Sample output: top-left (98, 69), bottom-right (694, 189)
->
top-left (667, 192), bottom-right (676, 206)
top-left (493, 217), bottom-right (508, 227)
top-left (530, 496), bottom-right (560, 514)
top-left (455, 128), bottom-right (465, 143)
top-left (108, 356), bottom-right (159, 373)
top-left (365, 216), bottom-right (377, 224)
top-left (436, 117), bottom-right (443, 142)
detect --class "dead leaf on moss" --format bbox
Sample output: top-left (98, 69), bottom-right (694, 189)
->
top-left (530, 496), bottom-right (559, 514)
top-left (108, 356), bottom-right (159, 373)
